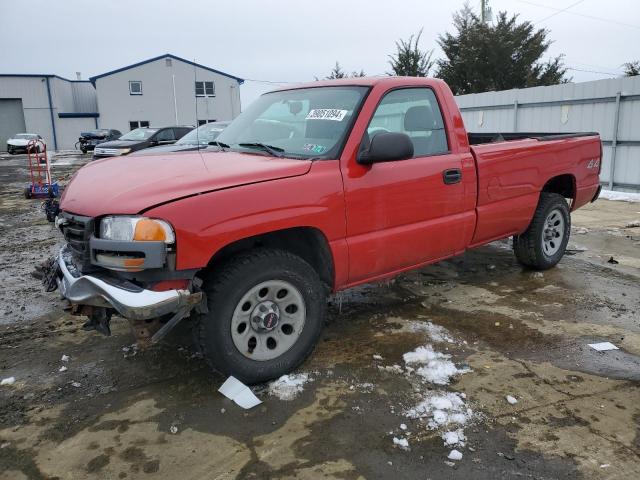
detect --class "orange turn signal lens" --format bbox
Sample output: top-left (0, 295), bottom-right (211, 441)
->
top-left (133, 219), bottom-right (167, 242)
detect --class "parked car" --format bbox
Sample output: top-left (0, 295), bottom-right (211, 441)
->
top-left (7, 133), bottom-right (43, 154)
top-left (92, 126), bottom-right (193, 158)
top-left (77, 129), bottom-right (122, 154)
top-left (49, 77), bottom-right (602, 384)
top-left (133, 122), bottom-right (230, 155)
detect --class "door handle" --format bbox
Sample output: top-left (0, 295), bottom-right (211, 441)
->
top-left (443, 168), bottom-right (462, 185)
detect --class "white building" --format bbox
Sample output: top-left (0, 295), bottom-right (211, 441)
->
top-left (0, 74), bottom-right (98, 151)
top-left (90, 54), bottom-right (244, 135)
top-left (0, 54), bottom-right (243, 151)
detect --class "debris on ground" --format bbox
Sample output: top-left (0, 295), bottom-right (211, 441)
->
top-left (588, 342), bottom-right (619, 352)
top-left (574, 227), bottom-right (589, 234)
top-left (506, 395), bottom-right (518, 405)
top-left (170, 425), bottom-right (178, 434)
top-left (393, 437), bottom-right (409, 450)
top-left (268, 373), bottom-right (310, 401)
top-left (607, 256), bottom-right (619, 264)
top-left (625, 220), bottom-right (640, 228)
top-left (70, 381), bottom-right (81, 388)
top-left (61, 354), bottom-right (69, 362)
top-left (403, 345), bottom-right (470, 385)
top-left (373, 354), bottom-right (383, 360)
top-left (448, 449), bottom-right (463, 461)
top-left (400, 423), bottom-right (407, 430)
top-left (1, 377), bottom-right (16, 386)
top-left (58, 366), bottom-right (67, 372)
top-left (218, 376), bottom-right (262, 409)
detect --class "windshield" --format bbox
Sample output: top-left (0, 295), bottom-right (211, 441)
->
top-left (217, 86), bottom-right (369, 159)
top-left (177, 122), bottom-right (230, 145)
top-left (119, 128), bottom-right (158, 141)
top-left (15, 134), bottom-right (38, 140)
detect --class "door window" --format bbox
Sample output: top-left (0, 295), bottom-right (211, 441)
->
top-left (155, 129), bottom-right (176, 142)
top-left (366, 88), bottom-right (448, 157)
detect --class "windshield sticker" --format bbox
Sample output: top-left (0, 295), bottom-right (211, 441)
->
top-left (303, 143), bottom-right (327, 154)
top-left (306, 109), bottom-right (349, 121)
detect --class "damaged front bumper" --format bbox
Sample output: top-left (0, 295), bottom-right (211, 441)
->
top-left (55, 246), bottom-right (202, 322)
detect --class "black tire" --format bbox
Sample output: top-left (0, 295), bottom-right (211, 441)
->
top-left (8, 147), bottom-right (14, 155)
top-left (24, 187), bottom-right (32, 199)
top-left (198, 248), bottom-right (327, 384)
top-left (513, 192), bottom-right (571, 270)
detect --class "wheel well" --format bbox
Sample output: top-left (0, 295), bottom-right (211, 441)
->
top-left (205, 227), bottom-right (335, 289)
top-left (542, 174), bottom-right (576, 201)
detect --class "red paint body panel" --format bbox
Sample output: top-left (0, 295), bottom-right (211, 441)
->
top-left (60, 151), bottom-right (312, 217)
top-left (60, 77), bottom-right (602, 291)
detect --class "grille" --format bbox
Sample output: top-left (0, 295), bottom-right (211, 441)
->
top-left (60, 212), bottom-right (94, 270)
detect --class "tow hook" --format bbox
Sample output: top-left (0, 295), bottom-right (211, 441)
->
top-left (130, 291), bottom-right (203, 347)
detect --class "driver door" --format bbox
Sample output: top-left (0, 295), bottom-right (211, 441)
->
top-left (342, 87), bottom-right (469, 284)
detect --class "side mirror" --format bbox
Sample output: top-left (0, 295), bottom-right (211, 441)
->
top-left (357, 132), bottom-right (414, 165)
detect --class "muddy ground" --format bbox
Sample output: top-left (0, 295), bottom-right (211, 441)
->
top-left (0, 152), bottom-right (639, 479)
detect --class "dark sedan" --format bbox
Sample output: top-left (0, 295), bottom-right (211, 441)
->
top-left (92, 126), bottom-right (193, 159)
top-left (132, 122), bottom-right (230, 155)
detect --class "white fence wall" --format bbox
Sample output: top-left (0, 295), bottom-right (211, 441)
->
top-left (455, 76), bottom-right (640, 191)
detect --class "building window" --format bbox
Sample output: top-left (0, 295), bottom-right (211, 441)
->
top-left (129, 121), bottom-right (150, 130)
top-left (195, 81), bottom-right (215, 97)
top-left (197, 119), bottom-right (217, 126)
top-left (129, 81), bottom-right (142, 95)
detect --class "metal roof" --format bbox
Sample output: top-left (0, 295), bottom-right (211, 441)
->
top-left (88, 54), bottom-right (244, 86)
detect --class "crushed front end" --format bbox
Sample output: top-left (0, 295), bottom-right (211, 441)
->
top-left (46, 211), bottom-right (202, 344)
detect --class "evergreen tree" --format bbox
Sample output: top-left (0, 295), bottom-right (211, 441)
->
top-left (623, 61), bottom-right (640, 76)
top-left (436, 7), bottom-right (569, 94)
top-left (388, 29), bottom-right (434, 77)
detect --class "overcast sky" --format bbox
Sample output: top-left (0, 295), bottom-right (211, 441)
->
top-left (1, 0), bottom-right (638, 107)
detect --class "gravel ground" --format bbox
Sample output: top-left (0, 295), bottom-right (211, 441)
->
top-left (1, 152), bottom-right (639, 479)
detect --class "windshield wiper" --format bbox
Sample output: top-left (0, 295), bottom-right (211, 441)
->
top-left (238, 142), bottom-right (285, 158)
top-left (208, 140), bottom-right (230, 151)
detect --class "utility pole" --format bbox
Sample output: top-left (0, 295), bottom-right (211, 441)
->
top-left (480, 0), bottom-right (491, 23)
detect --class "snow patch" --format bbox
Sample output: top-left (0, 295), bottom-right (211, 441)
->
top-left (393, 437), bottom-right (409, 450)
top-left (268, 373), bottom-right (309, 401)
top-left (506, 395), bottom-right (518, 405)
top-left (403, 345), bottom-right (470, 385)
top-left (389, 318), bottom-right (456, 343)
top-left (405, 392), bottom-right (473, 430)
top-left (600, 189), bottom-right (640, 203)
top-left (61, 355), bottom-right (70, 362)
top-left (442, 429), bottom-right (466, 447)
top-left (1, 377), bottom-right (15, 386)
top-left (448, 449), bottom-right (463, 461)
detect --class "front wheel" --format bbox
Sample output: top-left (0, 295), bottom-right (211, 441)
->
top-left (197, 248), bottom-right (327, 384)
top-left (513, 192), bottom-right (571, 270)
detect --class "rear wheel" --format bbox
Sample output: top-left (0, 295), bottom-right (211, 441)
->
top-left (23, 187), bottom-right (32, 199)
top-left (513, 192), bottom-right (571, 270)
top-left (198, 248), bottom-right (327, 384)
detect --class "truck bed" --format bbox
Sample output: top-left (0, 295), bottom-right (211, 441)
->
top-left (467, 133), bottom-right (601, 247)
top-left (468, 132), bottom-right (600, 145)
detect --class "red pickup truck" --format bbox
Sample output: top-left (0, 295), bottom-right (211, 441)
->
top-left (51, 77), bottom-right (602, 383)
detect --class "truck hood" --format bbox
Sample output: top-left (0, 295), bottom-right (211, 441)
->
top-left (61, 151), bottom-right (313, 217)
top-left (8, 139), bottom-right (29, 146)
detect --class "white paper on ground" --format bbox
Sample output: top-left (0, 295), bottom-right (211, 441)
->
top-left (588, 342), bottom-right (619, 352)
top-left (218, 376), bottom-right (262, 409)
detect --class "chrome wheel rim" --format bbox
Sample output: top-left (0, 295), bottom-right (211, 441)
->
top-left (541, 209), bottom-right (565, 256)
top-left (230, 280), bottom-right (306, 361)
